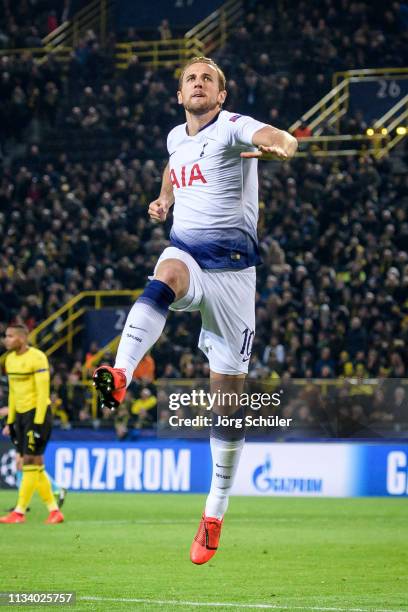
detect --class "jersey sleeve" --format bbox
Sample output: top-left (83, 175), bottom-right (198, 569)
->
top-left (220, 112), bottom-right (268, 148)
top-left (5, 356), bottom-right (16, 425)
top-left (33, 351), bottom-right (51, 425)
top-left (167, 126), bottom-right (179, 156)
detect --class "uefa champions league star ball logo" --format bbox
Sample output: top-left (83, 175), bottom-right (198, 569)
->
top-left (0, 448), bottom-right (17, 488)
top-left (252, 455), bottom-right (273, 492)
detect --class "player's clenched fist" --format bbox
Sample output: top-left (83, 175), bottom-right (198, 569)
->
top-left (148, 198), bottom-right (171, 222)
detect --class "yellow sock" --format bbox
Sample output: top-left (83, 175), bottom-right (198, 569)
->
top-left (15, 465), bottom-right (40, 513)
top-left (37, 466), bottom-right (58, 512)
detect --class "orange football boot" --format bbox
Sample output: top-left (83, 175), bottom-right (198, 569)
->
top-left (0, 511), bottom-right (25, 524)
top-left (93, 365), bottom-right (127, 409)
top-left (190, 513), bottom-right (223, 565)
top-left (45, 509), bottom-right (64, 524)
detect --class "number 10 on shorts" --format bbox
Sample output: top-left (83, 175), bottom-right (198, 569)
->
top-left (240, 328), bottom-right (254, 362)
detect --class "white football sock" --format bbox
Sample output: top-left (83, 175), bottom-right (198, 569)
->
top-left (205, 436), bottom-right (244, 520)
top-left (114, 301), bottom-right (167, 387)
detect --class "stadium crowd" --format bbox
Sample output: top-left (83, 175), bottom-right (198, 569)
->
top-left (0, 0), bottom-right (407, 431)
top-left (0, 0), bottom-right (84, 49)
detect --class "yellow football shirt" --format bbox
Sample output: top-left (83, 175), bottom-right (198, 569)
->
top-left (5, 347), bottom-right (50, 425)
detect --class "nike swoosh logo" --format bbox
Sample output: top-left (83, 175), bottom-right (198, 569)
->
top-left (169, 151), bottom-right (176, 157)
top-left (242, 357), bottom-right (250, 362)
top-left (129, 325), bottom-right (147, 332)
top-left (215, 464), bottom-right (230, 468)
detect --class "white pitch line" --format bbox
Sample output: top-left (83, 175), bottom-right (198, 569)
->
top-left (80, 596), bottom-right (407, 612)
top-left (68, 519), bottom-right (194, 525)
top-left (68, 517), bottom-right (302, 526)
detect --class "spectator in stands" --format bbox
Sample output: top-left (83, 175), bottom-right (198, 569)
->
top-left (131, 387), bottom-right (157, 429)
top-left (158, 19), bottom-right (172, 41)
top-left (114, 393), bottom-right (132, 440)
top-left (133, 353), bottom-right (156, 384)
top-left (47, 11), bottom-right (58, 35)
top-left (293, 122), bottom-right (312, 139)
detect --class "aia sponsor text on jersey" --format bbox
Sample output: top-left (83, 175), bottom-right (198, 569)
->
top-left (170, 163), bottom-right (207, 189)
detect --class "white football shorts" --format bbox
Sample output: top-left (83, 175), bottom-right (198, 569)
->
top-left (153, 246), bottom-right (256, 375)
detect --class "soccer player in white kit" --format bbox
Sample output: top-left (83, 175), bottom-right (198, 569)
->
top-left (94, 57), bottom-right (297, 564)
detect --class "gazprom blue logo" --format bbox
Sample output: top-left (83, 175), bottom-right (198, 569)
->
top-left (253, 454), bottom-right (274, 491)
top-left (386, 451), bottom-right (408, 495)
top-left (252, 454), bottom-right (323, 494)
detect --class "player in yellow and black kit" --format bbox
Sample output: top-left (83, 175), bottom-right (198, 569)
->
top-left (0, 324), bottom-right (64, 524)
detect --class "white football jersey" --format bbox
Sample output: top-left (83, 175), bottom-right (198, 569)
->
top-left (167, 109), bottom-right (267, 269)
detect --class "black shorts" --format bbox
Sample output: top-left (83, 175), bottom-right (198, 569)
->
top-left (14, 407), bottom-right (53, 456)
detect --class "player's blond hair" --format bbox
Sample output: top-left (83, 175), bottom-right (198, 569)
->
top-left (178, 56), bottom-right (226, 92)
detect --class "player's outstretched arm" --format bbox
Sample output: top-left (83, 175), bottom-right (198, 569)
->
top-left (241, 126), bottom-right (298, 160)
top-left (148, 163), bottom-right (175, 222)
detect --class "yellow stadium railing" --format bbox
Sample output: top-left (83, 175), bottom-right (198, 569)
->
top-left (0, 46), bottom-right (72, 62)
top-left (115, 38), bottom-right (205, 70)
top-left (373, 94), bottom-right (408, 159)
top-left (31, 0), bottom-right (241, 71)
top-left (332, 67), bottom-right (408, 88)
top-left (291, 96), bottom-right (407, 160)
top-left (291, 68), bottom-right (408, 136)
top-left (290, 79), bottom-right (350, 137)
top-left (0, 0), bottom-right (113, 61)
top-left (102, 0), bottom-right (243, 70)
top-left (28, 290), bottom-right (141, 357)
top-left (185, 0), bottom-right (243, 55)
top-left (2, 0), bottom-right (242, 70)
top-left (293, 133), bottom-right (388, 158)
top-left (0, 38), bottom-right (204, 70)
top-left (290, 67), bottom-right (408, 157)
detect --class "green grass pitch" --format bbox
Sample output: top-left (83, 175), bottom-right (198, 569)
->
top-left (0, 491), bottom-right (407, 611)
